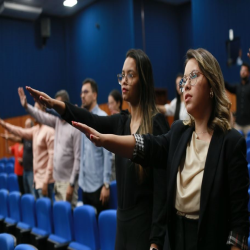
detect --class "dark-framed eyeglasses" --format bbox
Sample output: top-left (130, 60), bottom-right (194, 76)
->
top-left (179, 70), bottom-right (203, 93)
top-left (117, 73), bottom-right (134, 85)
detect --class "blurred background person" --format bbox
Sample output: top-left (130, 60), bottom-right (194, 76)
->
top-left (18, 87), bottom-right (80, 208)
top-left (108, 89), bottom-right (123, 115)
top-left (0, 102), bottom-right (55, 200)
top-left (157, 73), bottom-right (189, 121)
top-left (3, 130), bottom-right (24, 194)
top-left (225, 62), bottom-right (250, 137)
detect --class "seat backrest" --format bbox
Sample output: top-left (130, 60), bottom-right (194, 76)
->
top-left (98, 210), bottom-right (117, 250)
top-left (7, 157), bottom-right (15, 165)
top-left (0, 189), bottom-right (9, 217)
top-left (35, 198), bottom-right (53, 234)
top-left (0, 157), bottom-right (7, 166)
top-left (53, 201), bottom-right (73, 241)
top-left (73, 205), bottom-right (99, 249)
top-left (109, 180), bottom-right (117, 209)
top-left (9, 192), bottom-right (21, 222)
top-left (246, 137), bottom-right (250, 150)
top-left (0, 173), bottom-right (8, 189)
top-left (0, 233), bottom-right (15, 250)
top-left (0, 163), bottom-right (4, 174)
top-left (7, 174), bottom-right (19, 192)
top-left (15, 244), bottom-right (38, 250)
top-left (247, 149), bottom-right (250, 164)
top-left (21, 194), bottom-right (36, 227)
top-left (6, 164), bottom-right (14, 175)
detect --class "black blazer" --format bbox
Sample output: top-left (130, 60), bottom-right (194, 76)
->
top-left (136, 120), bottom-right (249, 249)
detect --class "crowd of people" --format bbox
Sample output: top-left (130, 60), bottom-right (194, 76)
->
top-left (0, 47), bottom-right (249, 250)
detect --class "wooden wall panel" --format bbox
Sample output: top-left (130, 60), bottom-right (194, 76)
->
top-left (0, 115), bottom-right (34, 159)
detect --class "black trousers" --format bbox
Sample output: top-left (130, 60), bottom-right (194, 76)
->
top-left (82, 186), bottom-right (108, 216)
top-left (173, 214), bottom-right (198, 250)
top-left (115, 204), bottom-right (152, 250)
top-left (17, 175), bottom-right (24, 194)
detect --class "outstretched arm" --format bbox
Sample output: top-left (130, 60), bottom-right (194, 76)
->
top-left (72, 121), bottom-right (135, 159)
top-left (0, 132), bottom-right (21, 142)
top-left (25, 86), bottom-right (66, 115)
top-left (0, 119), bottom-right (33, 140)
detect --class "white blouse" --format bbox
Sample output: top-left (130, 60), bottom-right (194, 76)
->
top-left (164, 98), bottom-right (189, 120)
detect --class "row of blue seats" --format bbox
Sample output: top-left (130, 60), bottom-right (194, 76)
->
top-left (0, 174), bottom-right (19, 192)
top-left (0, 173), bottom-right (118, 210)
top-left (0, 157), bottom-right (15, 166)
top-left (0, 233), bottom-right (38, 250)
top-left (0, 190), bottom-right (117, 250)
top-left (0, 163), bottom-right (14, 175)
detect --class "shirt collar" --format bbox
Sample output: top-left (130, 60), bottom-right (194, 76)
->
top-left (91, 104), bottom-right (99, 114)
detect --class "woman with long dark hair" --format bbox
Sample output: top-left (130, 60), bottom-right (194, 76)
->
top-left (26, 49), bottom-right (170, 250)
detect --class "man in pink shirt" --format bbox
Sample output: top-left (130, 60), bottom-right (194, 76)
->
top-left (0, 102), bottom-right (55, 200)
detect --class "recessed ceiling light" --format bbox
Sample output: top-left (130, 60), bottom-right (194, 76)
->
top-left (63, 0), bottom-right (77, 7)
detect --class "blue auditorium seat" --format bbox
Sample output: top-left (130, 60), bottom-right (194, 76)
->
top-left (68, 205), bottom-right (99, 250)
top-left (0, 163), bottom-right (4, 174)
top-left (0, 157), bottom-right (7, 166)
top-left (0, 173), bottom-right (8, 190)
top-left (14, 244), bottom-right (38, 250)
top-left (246, 137), bottom-right (250, 150)
top-left (30, 198), bottom-right (53, 249)
top-left (7, 174), bottom-right (19, 192)
top-left (4, 192), bottom-right (21, 235)
top-left (6, 163), bottom-right (14, 175)
top-left (47, 201), bottom-right (73, 249)
top-left (7, 157), bottom-right (15, 165)
top-left (247, 149), bottom-right (250, 164)
top-left (109, 180), bottom-right (117, 209)
top-left (16, 194), bottom-right (36, 244)
top-left (0, 190), bottom-right (9, 233)
top-left (98, 210), bottom-right (117, 250)
top-left (0, 233), bottom-right (15, 250)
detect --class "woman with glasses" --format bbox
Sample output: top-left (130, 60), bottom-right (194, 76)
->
top-left (26, 49), bottom-right (170, 250)
top-left (69, 48), bottom-right (249, 250)
top-left (157, 73), bottom-right (189, 121)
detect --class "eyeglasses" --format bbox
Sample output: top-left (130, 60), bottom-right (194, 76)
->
top-left (179, 70), bottom-right (203, 93)
top-left (117, 73), bottom-right (134, 85)
top-left (81, 90), bottom-right (89, 95)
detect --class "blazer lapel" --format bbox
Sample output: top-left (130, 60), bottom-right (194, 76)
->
top-left (167, 126), bottom-right (194, 212)
top-left (198, 129), bottom-right (224, 229)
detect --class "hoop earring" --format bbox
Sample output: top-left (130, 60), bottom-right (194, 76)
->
top-left (210, 90), bottom-right (214, 98)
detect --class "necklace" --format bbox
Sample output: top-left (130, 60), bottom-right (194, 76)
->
top-left (195, 131), bottom-right (208, 135)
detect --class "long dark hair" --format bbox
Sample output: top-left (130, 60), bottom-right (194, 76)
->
top-left (126, 49), bottom-right (158, 134)
top-left (126, 49), bottom-right (158, 181)
top-left (174, 73), bottom-right (183, 121)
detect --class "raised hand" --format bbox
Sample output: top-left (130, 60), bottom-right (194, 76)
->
top-left (25, 86), bottom-right (66, 114)
top-left (72, 121), bottom-right (103, 147)
top-left (18, 87), bottom-right (27, 108)
top-left (25, 86), bottom-right (53, 108)
top-left (0, 119), bottom-right (6, 128)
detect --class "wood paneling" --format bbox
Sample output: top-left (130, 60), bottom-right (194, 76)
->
top-left (0, 115), bottom-right (34, 159)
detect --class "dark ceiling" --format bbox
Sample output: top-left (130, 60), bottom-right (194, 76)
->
top-left (0, 0), bottom-right (190, 20)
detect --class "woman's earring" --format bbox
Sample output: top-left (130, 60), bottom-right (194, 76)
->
top-left (210, 90), bottom-right (214, 98)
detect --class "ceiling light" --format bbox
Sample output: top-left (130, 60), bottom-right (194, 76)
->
top-left (0, 1), bottom-right (42, 20)
top-left (63, 0), bottom-right (77, 7)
